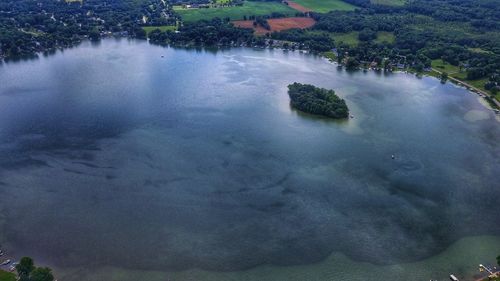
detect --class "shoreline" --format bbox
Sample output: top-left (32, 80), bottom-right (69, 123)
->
top-left (319, 54), bottom-right (500, 111)
top-left (1, 36), bottom-right (499, 113)
top-left (46, 235), bottom-right (500, 281)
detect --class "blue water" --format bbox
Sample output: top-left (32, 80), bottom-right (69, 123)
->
top-left (0, 39), bottom-right (498, 279)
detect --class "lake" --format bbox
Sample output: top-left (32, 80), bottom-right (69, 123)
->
top-left (0, 39), bottom-right (499, 281)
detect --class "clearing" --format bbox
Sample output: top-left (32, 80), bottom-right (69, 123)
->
top-left (142, 25), bottom-right (177, 34)
top-left (315, 31), bottom-right (395, 46)
top-left (233, 17), bottom-right (315, 35)
top-left (431, 59), bottom-right (464, 76)
top-left (176, 1), bottom-right (297, 22)
top-left (332, 32), bottom-right (359, 46)
top-left (374, 31), bottom-right (395, 44)
top-left (288, 0), bottom-right (356, 13)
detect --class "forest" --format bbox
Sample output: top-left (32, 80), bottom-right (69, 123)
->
top-left (287, 83), bottom-right (349, 119)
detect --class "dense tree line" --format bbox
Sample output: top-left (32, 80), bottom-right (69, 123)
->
top-left (310, 2), bottom-right (499, 88)
top-left (149, 18), bottom-right (253, 46)
top-left (287, 83), bottom-right (349, 119)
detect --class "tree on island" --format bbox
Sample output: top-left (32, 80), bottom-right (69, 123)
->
top-left (16, 257), bottom-right (54, 281)
top-left (287, 83), bottom-right (349, 119)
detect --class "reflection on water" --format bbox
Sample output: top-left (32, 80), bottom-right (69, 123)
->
top-left (0, 39), bottom-right (499, 280)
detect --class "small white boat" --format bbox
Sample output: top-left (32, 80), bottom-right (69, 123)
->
top-left (1, 259), bottom-right (11, 265)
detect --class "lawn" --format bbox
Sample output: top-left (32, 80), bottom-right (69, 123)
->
top-left (431, 59), bottom-right (468, 79)
top-left (142, 25), bottom-right (177, 34)
top-left (176, 1), bottom-right (297, 22)
top-left (370, 0), bottom-right (405, 6)
top-left (0, 270), bottom-right (15, 281)
top-left (431, 59), bottom-right (462, 74)
top-left (290, 0), bottom-right (356, 12)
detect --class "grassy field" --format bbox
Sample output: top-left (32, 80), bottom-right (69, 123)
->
top-left (0, 270), bottom-right (15, 281)
top-left (374, 31), bottom-right (395, 44)
top-left (333, 32), bottom-right (359, 46)
top-left (176, 1), bottom-right (297, 22)
top-left (467, 47), bottom-right (494, 55)
top-left (370, 0), bottom-right (405, 6)
top-left (142, 25), bottom-right (177, 34)
top-left (431, 59), bottom-right (463, 75)
top-left (433, 60), bottom-right (467, 80)
top-left (310, 31), bottom-right (394, 46)
top-left (290, 0), bottom-right (356, 12)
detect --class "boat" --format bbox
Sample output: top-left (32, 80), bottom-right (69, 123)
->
top-left (0, 259), bottom-right (11, 265)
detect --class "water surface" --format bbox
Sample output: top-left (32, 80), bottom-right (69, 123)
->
top-left (0, 39), bottom-right (498, 280)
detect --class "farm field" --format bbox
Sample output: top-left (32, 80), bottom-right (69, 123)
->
top-left (285, 1), bottom-right (311, 12)
top-left (175, 1), bottom-right (297, 22)
top-left (233, 17), bottom-right (315, 35)
top-left (142, 25), bottom-right (177, 34)
top-left (370, 0), bottom-right (406, 6)
top-left (289, 0), bottom-right (356, 12)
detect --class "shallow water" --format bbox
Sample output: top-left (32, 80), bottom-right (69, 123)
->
top-left (0, 39), bottom-right (499, 280)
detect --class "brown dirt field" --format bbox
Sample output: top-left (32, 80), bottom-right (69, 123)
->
top-left (284, 1), bottom-right (311, 13)
top-left (232, 20), bottom-right (268, 34)
top-left (233, 17), bottom-right (316, 35)
top-left (268, 17), bottom-right (315, 31)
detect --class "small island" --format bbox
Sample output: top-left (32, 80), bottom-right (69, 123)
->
top-left (287, 83), bottom-right (349, 119)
